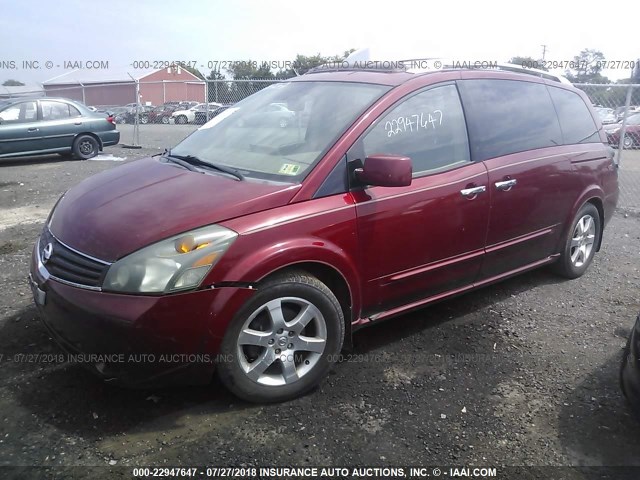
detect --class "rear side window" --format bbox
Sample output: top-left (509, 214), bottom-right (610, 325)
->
top-left (41, 101), bottom-right (73, 121)
top-left (458, 79), bottom-right (562, 161)
top-left (548, 87), bottom-right (600, 144)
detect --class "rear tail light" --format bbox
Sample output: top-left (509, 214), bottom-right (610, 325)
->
top-left (106, 115), bottom-right (116, 125)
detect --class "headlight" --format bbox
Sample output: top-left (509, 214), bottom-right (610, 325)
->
top-left (611, 128), bottom-right (621, 134)
top-left (103, 225), bottom-right (237, 294)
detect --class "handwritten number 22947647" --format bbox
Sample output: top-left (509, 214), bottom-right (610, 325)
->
top-left (385, 110), bottom-right (443, 138)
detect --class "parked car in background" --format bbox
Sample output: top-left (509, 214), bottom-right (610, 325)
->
top-left (614, 106), bottom-right (640, 122)
top-left (177, 101), bottom-right (199, 110)
top-left (236, 102), bottom-right (296, 128)
top-left (621, 312), bottom-right (640, 419)
top-left (0, 97), bottom-right (119, 159)
top-left (88, 106), bottom-right (118, 118)
top-left (161, 101), bottom-right (196, 110)
top-left (140, 105), bottom-right (180, 124)
top-left (107, 106), bottom-right (131, 124)
top-left (171, 103), bottom-right (222, 124)
top-left (194, 104), bottom-right (232, 125)
top-left (594, 107), bottom-right (617, 125)
top-left (606, 113), bottom-right (640, 148)
top-left (119, 105), bottom-right (154, 124)
top-left (124, 103), bottom-right (148, 111)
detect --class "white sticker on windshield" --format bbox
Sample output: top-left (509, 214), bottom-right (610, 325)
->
top-left (198, 107), bottom-right (240, 130)
top-left (279, 163), bottom-right (301, 175)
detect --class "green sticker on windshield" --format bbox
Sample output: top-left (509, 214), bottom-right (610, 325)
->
top-left (279, 163), bottom-right (301, 175)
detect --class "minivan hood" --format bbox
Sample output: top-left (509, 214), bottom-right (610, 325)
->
top-left (49, 157), bottom-right (299, 261)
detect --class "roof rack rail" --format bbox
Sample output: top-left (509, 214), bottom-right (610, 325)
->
top-left (302, 48), bottom-right (572, 85)
top-left (305, 62), bottom-right (406, 75)
top-left (401, 58), bottom-right (572, 84)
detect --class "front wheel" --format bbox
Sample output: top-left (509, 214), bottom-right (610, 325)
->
top-left (623, 134), bottom-right (635, 149)
top-left (175, 115), bottom-right (187, 124)
top-left (552, 203), bottom-right (601, 279)
top-left (161, 116), bottom-right (170, 124)
top-left (72, 134), bottom-right (99, 160)
top-left (140, 115), bottom-right (148, 124)
top-left (217, 271), bottom-right (345, 403)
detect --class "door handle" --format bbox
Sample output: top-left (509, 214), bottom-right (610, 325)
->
top-left (27, 127), bottom-right (39, 132)
top-left (74, 122), bottom-right (82, 125)
top-left (460, 185), bottom-right (486, 198)
top-left (495, 179), bottom-right (517, 191)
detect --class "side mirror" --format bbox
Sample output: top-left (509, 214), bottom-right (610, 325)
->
top-left (354, 154), bottom-right (412, 187)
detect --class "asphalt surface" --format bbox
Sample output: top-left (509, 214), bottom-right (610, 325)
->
top-left (0, 126), bottom-right (640, 479)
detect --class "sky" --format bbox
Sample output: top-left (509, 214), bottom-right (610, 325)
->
top-left (1, 0), bottom-right (638, 88)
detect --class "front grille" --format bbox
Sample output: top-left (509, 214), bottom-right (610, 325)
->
top-left (39, 228), bottom-right (110, 289)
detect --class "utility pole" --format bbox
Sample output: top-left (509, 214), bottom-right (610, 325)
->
top-left (541, 45), bottom-right (547, 60)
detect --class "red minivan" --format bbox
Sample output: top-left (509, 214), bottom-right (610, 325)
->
top-left (29, 65), bottom-right (619, 402)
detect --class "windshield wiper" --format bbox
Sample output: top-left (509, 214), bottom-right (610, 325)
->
top-left (162, 153), bottom-right (200, 172)
top-left (163, 149), bottom-right (244, 180)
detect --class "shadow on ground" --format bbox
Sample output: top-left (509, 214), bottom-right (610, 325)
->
top-left (558, 353), bottom-right (640, 467)
top-left (1, 265), bottom-right (568, 449)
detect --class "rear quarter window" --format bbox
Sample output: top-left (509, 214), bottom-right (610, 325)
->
top-left (548, 86), bottom-right (600, 144)
top-left (457, 79), bottom-right (562, 161)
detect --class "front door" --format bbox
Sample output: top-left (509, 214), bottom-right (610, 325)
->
top-left (349, 83), bottom-right (490, 315)
top-left (0, 100), bottom-right (40, 156)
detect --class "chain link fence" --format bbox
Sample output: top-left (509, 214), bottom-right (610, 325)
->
top-left (205, 78), bottom-right (281, 105)
top-left (574, 83), bottom-right (640, 212)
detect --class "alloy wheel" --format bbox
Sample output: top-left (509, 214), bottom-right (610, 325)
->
top-left (570, 214), bottom-right (596, 268)
top-left (236, 297), bottom-right (327, 386)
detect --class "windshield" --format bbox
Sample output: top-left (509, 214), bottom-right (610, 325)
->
top-left (170, 81), bottom-right (390, 182)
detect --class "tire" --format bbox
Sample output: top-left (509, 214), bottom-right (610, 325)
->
top-left (552, 203), bottom-right (601, 279)
top-left (140, 115), bottom-right (148, 124)
top-left (161, 116), bottom-right (170, 124)
top-left (217, 271), bottom-right (345, 403)
top-left (175, 115), bottom-right (187, 125)
top-left (279, 118), bottom-right (288, 128)
top-left (72, 135), bottom-right (99, 160)
top-left (620, 315), bottom-right (640, 421)
top-left (623, 134), bottom-right (634, 149)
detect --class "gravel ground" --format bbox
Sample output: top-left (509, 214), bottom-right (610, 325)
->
top-left (1, 129), bottom-right (640, 479)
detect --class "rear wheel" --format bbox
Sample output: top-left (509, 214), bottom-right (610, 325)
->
top-left (72, 135), bottom-right (99, 160)
top-left (140, 115), bottom-right (148, 124)
top-left (217, 271), bottom-right (345, 403)
top-left (161, 116), bottom-right (170, 124)
top-left (552, 203), bottom-right (601, 278)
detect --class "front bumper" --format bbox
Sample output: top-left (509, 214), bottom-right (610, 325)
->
top-left (621, 313), bottom-right (640, 416)
top-left (29, 239), bottom-right (255, 387)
